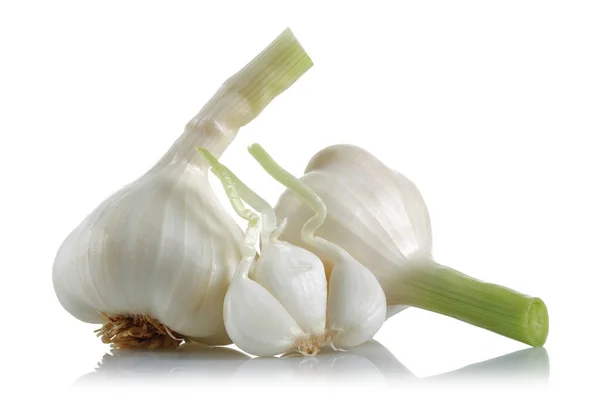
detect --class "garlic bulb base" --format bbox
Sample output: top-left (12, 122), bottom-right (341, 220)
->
top-left (95, 313), bottom-right (185, 350)
top-left (294, 331), bottom-right (337, 356)
top-left (398, 262), bottom-right (549, 347)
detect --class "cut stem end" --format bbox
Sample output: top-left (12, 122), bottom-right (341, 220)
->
top-left (526, 297), bottom-right (549, 347)
top-left (227, 28), bottom-right (313, 117)
top-left (397, 263), bottom-right (549, 347)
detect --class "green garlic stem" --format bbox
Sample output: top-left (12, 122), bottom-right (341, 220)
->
top-left (396, 262), bottom-right (549, 347)
top-left (225, 28), bottom-right (313, 119)
top-left (197, 148), bottom-right (265, 276)
top-left (155, 28), bottom-right (313, 169)
top-left (247, 143), bottom-right (344, 262)
top-left (198, 147), bottom-right (277, 244)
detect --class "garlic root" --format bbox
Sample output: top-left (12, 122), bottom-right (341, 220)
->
top-left (95, 313), bottom-right (185, 350)
top-left (294, 331), bottom-right (337, 356)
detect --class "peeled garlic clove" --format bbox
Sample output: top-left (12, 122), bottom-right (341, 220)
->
top-left (250, 242), bottom-right (328, 335)
top-left (53, 28), bottom-right (313, 348)
top-left (224, 277), bottom-right (305, 357)
top-left (327, 255), bottom-right (387, 349)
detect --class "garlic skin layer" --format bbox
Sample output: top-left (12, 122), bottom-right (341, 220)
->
top-left (54, 161), bottom-right (242, 344)
top-left (224, 243), bottom-right (327, 356)
top-left (224, 241), bottom-right (386, 357)
top-left (275, 144), bottom-right (432, 311)
top-left (52, 28), bottom-right (313, 347)
top-left (326, 255), bottom-right (387, 349)
top-left (251, 242), bottom-right (328, 335)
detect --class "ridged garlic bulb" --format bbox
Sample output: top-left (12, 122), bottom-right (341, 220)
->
top-left (54, 161), bottom-right (243, 345)
top-left (52, 28), bottom-right (313, 348)
top-left (275, 144), bottom-right (432, 312)
top-left (274, 144), bottom-right (549, 347)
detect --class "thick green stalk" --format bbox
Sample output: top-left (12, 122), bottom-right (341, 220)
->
top-left (396, 262), bottom-right (549, 347)
top-left (225, 27), bottom-right (313, 117)
top-left (155, 28), bottom-right (313, 170)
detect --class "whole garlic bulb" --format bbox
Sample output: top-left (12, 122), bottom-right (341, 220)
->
top-left (274, 144), bottom-right (549, 347)
top-left (199, 145), bottom-right (386, 356)
top-left (52, 28), bottom-right (313, 348)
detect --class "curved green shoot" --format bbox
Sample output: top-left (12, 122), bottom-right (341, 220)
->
top-left (247, 143), bottom-right (345, 263)
top-left (197, 147), bottom-right (277, 250)
top-left (197, 148), bottom-right (263, 277)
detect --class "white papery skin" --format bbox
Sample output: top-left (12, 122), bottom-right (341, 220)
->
top-left (223, 242), bottom-right (326, 356)
top-left (250, 242), bottom-right (328, 334)
top-left (53, 157), bottom-right (243, 344)
top-left (223, 239), bottom-right (386, 356)
top-left (274, 145), bottom-right (432, 315)
top-left (327, 255), bottom-right (386, 349)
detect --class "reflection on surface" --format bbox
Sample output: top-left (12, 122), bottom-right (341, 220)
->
top-left (75, 343), bottom-right (250, 385)
top-left (426, 347), bottom-right (550, 383)
top-left (232, 341), bottom-right (410, 383)
top-left (75, 340), bottom-right (549, 386)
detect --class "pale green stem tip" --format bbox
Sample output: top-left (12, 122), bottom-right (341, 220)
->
top-left (399, 263), bottom-right (549, 347)
top-left (227, 27), bottom-right (313, 117)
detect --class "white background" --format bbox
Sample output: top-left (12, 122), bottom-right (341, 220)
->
top-left (1, 1), bottom-right (598, 398)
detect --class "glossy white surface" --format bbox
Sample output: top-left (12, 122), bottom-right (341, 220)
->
top-left (1, 0), bottom-right (599, 398)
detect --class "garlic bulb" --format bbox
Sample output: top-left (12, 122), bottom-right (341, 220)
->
top-left (199, 145), bottom-right (386, 356)
top-left (52, 28), bottom-right (313, 348)
top-left (274, 144), bottom-right (549, 347)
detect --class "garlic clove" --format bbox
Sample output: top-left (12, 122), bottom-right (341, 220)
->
top-left (250, 242), bottom-right (327, 336)
top-left (327, 256), bottom-right (387, 350)
top-left (224, 277), bottom-right (305, 357)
